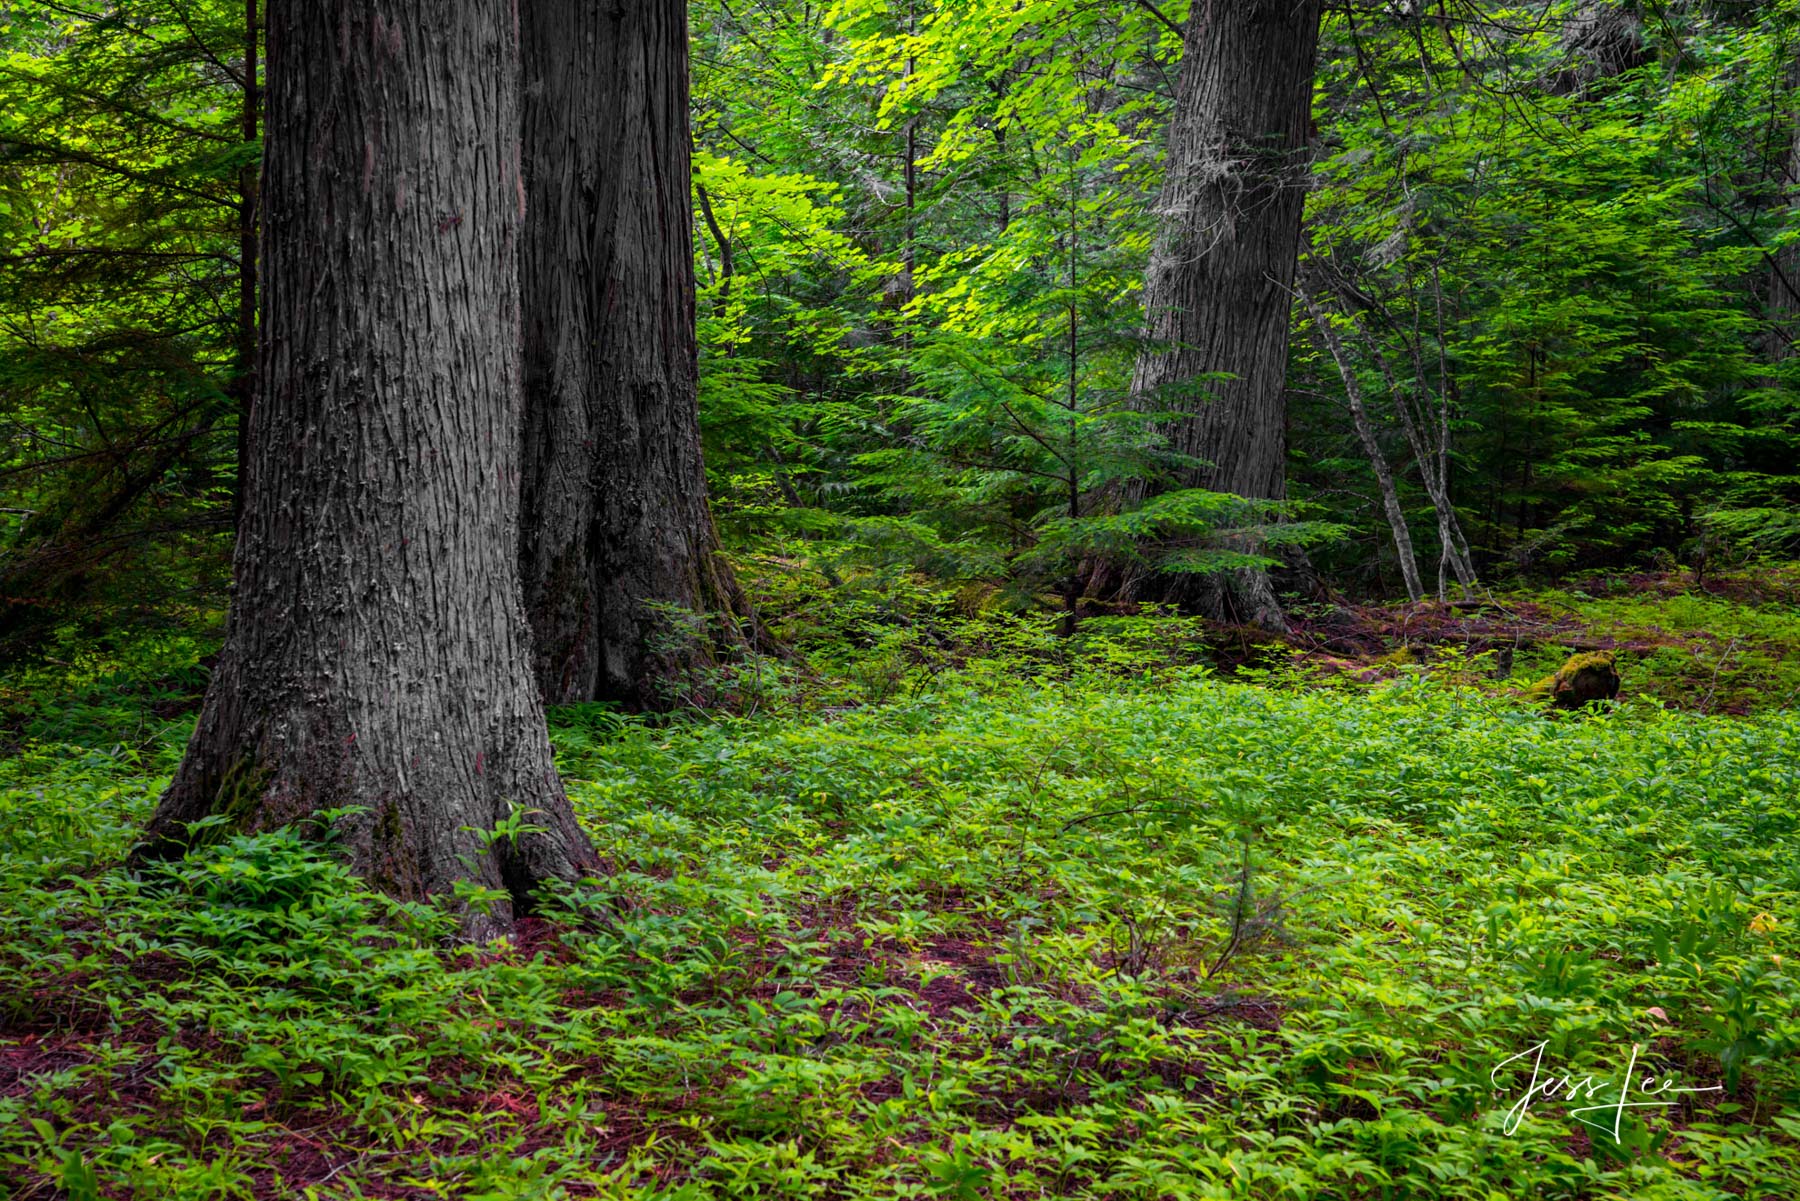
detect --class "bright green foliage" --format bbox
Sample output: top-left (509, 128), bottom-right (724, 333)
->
top-left (850, 152), bottom-right (1318, 601)
top-left (8, 0), bottom-right (1800, 635)
top-left (5, 628), bottom-right (1800, 1197)
top-left (691, 149), bottom-right (891, 513)
top-left (1298, 4), bottom-right (1800, 584)
top-left (696, 0), bottom-right (1346, 594)
top-left (684, 0), bottom-right (1800, 598)
top-left (9, 5), bottom-right (1800, 1194)
top-left (0, 1), bottom-right (254, 634)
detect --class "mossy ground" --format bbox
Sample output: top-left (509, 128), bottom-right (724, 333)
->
top-left (1281, 568), bottom-right (1800, 716)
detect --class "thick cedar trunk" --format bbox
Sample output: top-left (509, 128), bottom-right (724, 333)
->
top-left (1122, 0), bottom-right (1322, 630)
top-left (141, 0), bottom-right (598, 937)
top-left (1299, 280), bottom-right (1424, 603)
top-left (519, 0), bottom-right (754, 708)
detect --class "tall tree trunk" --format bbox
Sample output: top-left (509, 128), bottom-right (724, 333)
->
top-left (232, 0), bottom-right (259, 529)
top-left (1299, 279), bottom-right (1424, 603)
top-left (519, 0), bottom-right (755, 708)
top-left (1123, 0), bottom-right (1323, 630)
top-left (1767, 50), bottom-right (1800, 364)
top-left (139, 0), bottom-right (597, 938)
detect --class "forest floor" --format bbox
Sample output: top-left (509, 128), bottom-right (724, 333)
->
top-left (2, 571), bottom-right (1799, 1199)
top-left (1277, 566), bottom-right (1800, 716)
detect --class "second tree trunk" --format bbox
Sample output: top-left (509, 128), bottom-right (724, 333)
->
top-left (519, 0), bottom-right (753, 707)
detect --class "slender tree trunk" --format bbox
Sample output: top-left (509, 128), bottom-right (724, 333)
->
top-left (903, 0), bottom-right (918, 304)
top-left (140, 0), bottom-right (597, 938)
top-left (232, 0), bottom-right (259, 529)
top-left (1422, 257), bottom-right (1480, 589)
top-left (1368, 331), bottom-right (1478, 594)
top-left (904, 114), bottom-right (918, 295)
top-left (1330, 273), bottom-right (1479, 593)
top-left (1768, 50), bottom-right (1800, 363)
top-left (519, 0), bottom-right (756, 708)
top-left (1299, 280), bottom-right (1424, 603)
top-left (1061, 167), bottom-right (1082, 635)
top-left (1122, 0), bottom-right (1323, 630)
top-left (993, 113), bottom-right (1011, 233)
top-left (695, 182), bottom-right (735, 315)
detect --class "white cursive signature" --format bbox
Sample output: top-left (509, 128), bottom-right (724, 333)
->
top-left (1490, 1041), bottom-right (1723, 1142)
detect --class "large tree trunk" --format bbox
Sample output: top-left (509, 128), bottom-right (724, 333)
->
top-left (1122, 0), bottom-right (1323, 630)
top-left (519, 0), bottom-right (755, 709)
top-left (139, 0), bottom-right (598, 938)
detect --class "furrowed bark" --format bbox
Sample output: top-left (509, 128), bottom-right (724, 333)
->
top-left (519, 0), bottom-right (756, 709)
top-left (1119, 0), bottom-right (1323, 630)
top-left (140, 0), bottom-right (598, 938)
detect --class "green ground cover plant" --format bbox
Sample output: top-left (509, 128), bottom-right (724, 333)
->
top-left (3, 640), bottom-right (1797, 1198)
